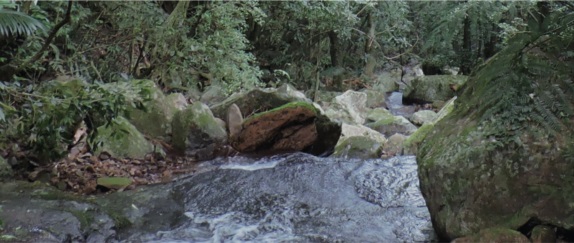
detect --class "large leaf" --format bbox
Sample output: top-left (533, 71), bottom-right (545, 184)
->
top-left (0, 9), bottom-right (45, 37)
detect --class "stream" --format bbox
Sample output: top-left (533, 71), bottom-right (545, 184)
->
top-left (126, 153), bottom-right (435, 242)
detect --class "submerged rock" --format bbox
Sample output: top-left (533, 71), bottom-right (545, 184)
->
top-left (451, 228), bottom-right (529, 243)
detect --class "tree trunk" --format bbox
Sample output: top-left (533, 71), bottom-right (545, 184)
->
top-left (328, 31), bottom-right (340, 67)
top-left (460, 15), bottom-right (472, 75)
top-left (363, 13), bottom-right (376, 79)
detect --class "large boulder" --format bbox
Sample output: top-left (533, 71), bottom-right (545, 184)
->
top-left (324, 90), bottom-right (368, 124)
top-left (417, 31), bottom-right (574, 240)
top-left (171, 102), bottom-right (228, 160)
top-left (404, 75), bottom-right (467, 103)
top-left (93, 117), bottom-right (158, 159)
top-left (230, 102), bottom-right (340, 156)
top-left (210, 84), bottom-right (310, 120)
top-left (126, 80), bottom-right (188, 139)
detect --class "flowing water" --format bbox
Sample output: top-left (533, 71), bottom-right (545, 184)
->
top-left (126, 153), bottom-right (435, 242)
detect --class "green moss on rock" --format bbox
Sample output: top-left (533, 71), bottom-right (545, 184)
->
top-left (94, 116), bottom-right (156, 159)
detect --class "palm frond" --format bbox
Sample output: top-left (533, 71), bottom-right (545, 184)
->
top-left (0, 9), bottom-right (45, 37)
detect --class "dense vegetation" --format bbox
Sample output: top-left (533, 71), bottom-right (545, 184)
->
top-left (0, 1), bottom-right (571, 165)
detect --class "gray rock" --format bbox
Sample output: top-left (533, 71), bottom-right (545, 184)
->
top-left (410, 110), bottom-right (438, 126)
top-left (171, 102), bottom-right (228, 159)
top-left (324, 90), bottom-right (368, 125)
top-left (404, 75), bottom-right (467, 103)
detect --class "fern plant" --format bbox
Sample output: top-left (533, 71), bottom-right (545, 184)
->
top-left (0, 1), bottom-right (44, 37)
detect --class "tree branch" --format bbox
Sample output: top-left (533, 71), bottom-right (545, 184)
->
top-left (18, 0), bottom-right (73, 72)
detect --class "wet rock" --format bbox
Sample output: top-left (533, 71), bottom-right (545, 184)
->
top-left (451, 228), bottom-right (529, 243)
top-left (171, 102), bottom-right (227, 159)
top-left (210, 84), bottom-right (310, 120)
top-left (404, 75), bottom-right (467, 103)
top-left (324, 90), bottom-right (368, 124)
top-left (530, 225), bottom-right (556, 243)
top-left (410, 110), bottom-right (438, 126)
top-left (230, 102), bottom-right (340, 156)
top-left (93, 116), bottom-right (158, 160)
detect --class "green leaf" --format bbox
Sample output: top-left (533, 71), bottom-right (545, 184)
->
top-left (0, 9), bottom-right (45, 37)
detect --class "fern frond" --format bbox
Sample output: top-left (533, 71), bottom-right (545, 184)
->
top-left (0, 9), bottom-right (45, 37)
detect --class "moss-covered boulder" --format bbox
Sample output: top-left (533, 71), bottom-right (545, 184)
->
top-left (404, 75), bottom-right (467, 103)
top-left (333, 136), bottom-right (383, 159)
top-left (231, 102), bottom-right (340, 156)
top-left (333, 123), bottom-right (386, 159)
top-left (126, 80), bottom-right (188, 139)
top-left (417, 30), bottom-right (574, 240)
top-left (94, 117), bottom-right (157, 159)
top-left (365, 108), bottom-right (417, 137)
top-left (210, 83), bottom-right (310, 120)
top-left (171, 102), bottom-right (227, 159)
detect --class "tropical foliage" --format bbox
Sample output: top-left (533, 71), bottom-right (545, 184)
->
top-left (0, 0), bottom-right (572, 162)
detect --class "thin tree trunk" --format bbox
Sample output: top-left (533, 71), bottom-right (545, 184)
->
top-left (363, 13), bottom-right (376, 79)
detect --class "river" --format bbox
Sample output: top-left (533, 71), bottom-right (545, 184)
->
top-left (126, 153), bottom-right (435, 242)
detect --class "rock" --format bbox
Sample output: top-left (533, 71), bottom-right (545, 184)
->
top-left (126, 80), bottom-right (188, 139)
top-left (381, 133), bottom-right (407, 159)
top-left (0, 180), bottom-right (184, 242)
top-left (230, 102), bottom-right (340, 156)
top-left (530, 225), bottom-right (556, 243)
top-left (403, 123), bottom-right (433, 155)
top-left (210, 83), bottom-right (310, 120)
top-left (404, 75), bottom-right (467, 103)
top-left (417, 34), bottom-right (574, 240)
top-left (227, 103), bottom-right (243, 139)
top-left (339, 123), bottom-right (387, 144)
top-left (364, 89), bottom-right (387, 108)
top-left (0, 156), bottom-right (13, 180)
top-left (373, 71), bottom-right (400, 93)
top-left (365, 112), bottom-right (417, 137)
top-left (333, 123), bottom-right (387, 159)
top-left (324, 90), bottom-right (368, 124)
top-left (94, 117), bottom-right (158, 160)
top-left (171, 102), bottom-right (228, 160)
top-left (96, 177), bottom-right (132, 190)
top-left (200, 85), bottom-right (226, 106)
top-left (452, 228), bottom-right (529, 243)
top-left (333, 136), bottom-right (383, 159)
top-left (410, 110), bottom-right (438, 126)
